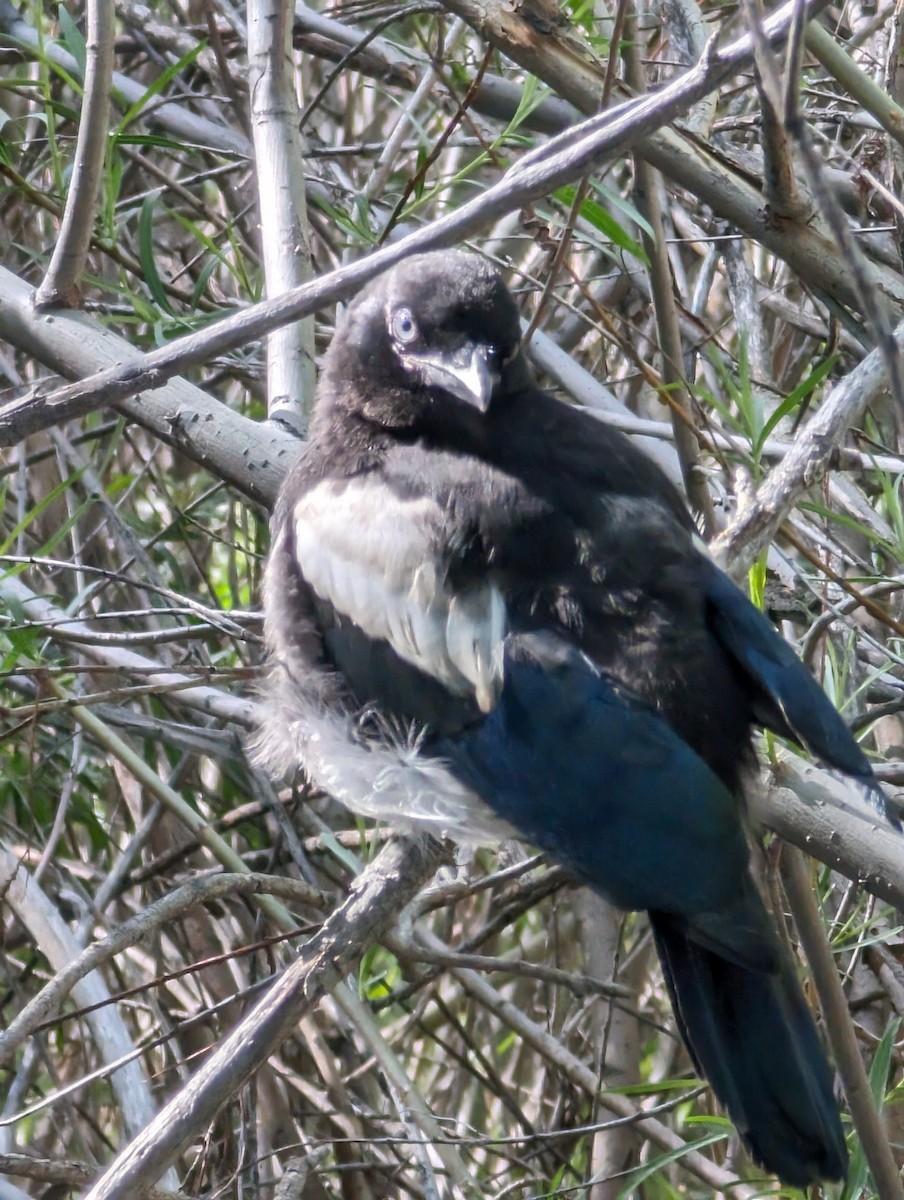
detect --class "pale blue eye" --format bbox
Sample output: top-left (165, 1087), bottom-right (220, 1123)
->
top-left (391, 307), bottom-right (418, 344)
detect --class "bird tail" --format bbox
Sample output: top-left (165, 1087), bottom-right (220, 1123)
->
top-left (650, 915), bottom-right (848, 1185)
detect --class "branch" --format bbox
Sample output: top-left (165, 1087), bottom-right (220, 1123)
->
top-left (753, 757), bottom-right (904, 909)
top-left (712, 320), bottom-right (898, 575)
top-left (781, 847), bottom-right (904, 1200)
top-left (0, 845), bottom-right (175, 1176)
top-left (33, 0), bottom-right (114, 307)
top-left (0, 266), bottom-right (295, 506)
top-left (0, 0), bottom-right (250, 157)
top-left (80, 836), bottom-right (448, 1200)
top-left (248, 0), bottom-right (317, 431)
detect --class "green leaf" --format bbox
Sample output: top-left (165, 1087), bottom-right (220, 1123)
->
top-left (190, 253), bottom-right (219, 312)
top-left (56, 4), bottom-right (86, 78)
top-left (560, 0), bottom-right (595, 35)
top-left (318, 827), bottom-right (362, 874)
top-left (553, 185), bottom-right (648, 262)
top-left (615, 1129), bottom-right (730, 1197)
top-left (113, 41), bottom-right (206, 134)
top-left (138, 192), bottom-right (174, 315)
top-left (869, 1016), bottom-right (900, 1106)
top-left (747, 554), bottom-right (767, 609)
top-left (112, 132), bottom-right (201, 152)
top-left (307, 190), bottom-right (375, 246)
top-left (0, 470), bottom-right (85, 554)
top-left (1, 591), bottom-right (42, 664)
top-left (755, 355), bottom-right (838, 454)
top-left (503, 74), bottom-right (547, 133)
top-left (591, 179), bottom-right (655, 240)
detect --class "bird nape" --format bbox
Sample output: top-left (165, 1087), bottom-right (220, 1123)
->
top-left (256, 249), bottom-right (898, 1186)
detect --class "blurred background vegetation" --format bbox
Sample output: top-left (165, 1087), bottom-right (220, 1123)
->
top-left (1, 0), bottom-right (904, 1194)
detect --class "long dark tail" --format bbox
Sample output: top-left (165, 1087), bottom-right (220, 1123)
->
top-left (650, 915), bottom-right (848, 1185)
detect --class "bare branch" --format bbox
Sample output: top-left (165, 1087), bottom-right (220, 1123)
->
top-left (33, 0), bottom-right (114, 307)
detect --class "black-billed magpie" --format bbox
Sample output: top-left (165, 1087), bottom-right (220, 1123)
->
top-left (256, 249), bottom-right (895, 1185)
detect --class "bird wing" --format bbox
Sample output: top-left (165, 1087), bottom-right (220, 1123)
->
top-left (432, 631), bottom-right (776, 956)
top-left (289, 472), bottom-right (506, 713)
top-left (701, 561), bottom-right (896, 824)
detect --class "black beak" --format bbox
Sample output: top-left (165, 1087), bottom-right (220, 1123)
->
top-left (403, 343), bottom-right (499, 412)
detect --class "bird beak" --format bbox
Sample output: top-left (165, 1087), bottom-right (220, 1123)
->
top-left (407, 343), bottom-right (499, 413)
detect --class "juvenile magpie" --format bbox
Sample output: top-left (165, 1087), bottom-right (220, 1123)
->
top-left (256, 249), bottom-right (894, 1185)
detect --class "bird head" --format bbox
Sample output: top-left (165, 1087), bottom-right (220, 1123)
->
top-left (321, 251), bottom-right (529, 430)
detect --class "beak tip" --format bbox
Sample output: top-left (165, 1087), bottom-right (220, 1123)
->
top-left (463, 346), bottom-right (498, 413)
top-left (407, 342), bottom-right (500, 412)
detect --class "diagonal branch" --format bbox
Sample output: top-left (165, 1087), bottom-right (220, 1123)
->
top-left (712, 320), bottom-right (899, 575)
top-left (80, 836), bottom-right (448, 1200)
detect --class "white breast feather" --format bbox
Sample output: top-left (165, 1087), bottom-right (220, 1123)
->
top-left (292, 480), bottom-right (506, 707)
top-left (254, 665), bottom-right (515, 842)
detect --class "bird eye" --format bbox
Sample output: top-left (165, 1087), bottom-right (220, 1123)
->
top-left (390, 307), bottom-right (418, 345)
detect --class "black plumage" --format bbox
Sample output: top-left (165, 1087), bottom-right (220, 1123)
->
top-left (257, 249), bottom-right (894, 1185)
